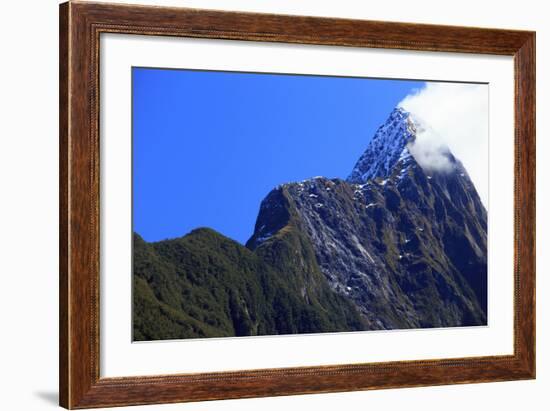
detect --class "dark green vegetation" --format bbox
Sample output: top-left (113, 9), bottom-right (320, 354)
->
top-left (133, 228), bottom-right (365, 341)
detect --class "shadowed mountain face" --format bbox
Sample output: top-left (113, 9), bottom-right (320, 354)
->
top-left (134, 107), bottom-right (487, 340)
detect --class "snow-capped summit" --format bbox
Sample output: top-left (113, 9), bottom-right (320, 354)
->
top-left (347, 107), bottom-right (417, 184)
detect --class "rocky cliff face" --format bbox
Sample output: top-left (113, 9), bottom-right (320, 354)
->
top-left (248, 107), bottom-right (487, 329)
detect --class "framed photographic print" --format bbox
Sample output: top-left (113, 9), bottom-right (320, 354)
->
top-left (59, 1), bottom-right (535, 409)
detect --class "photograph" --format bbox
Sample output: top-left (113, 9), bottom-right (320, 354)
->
top-left (1, 0), bottom-right (541, 410)
top-left (132, 68), bottom-right (489, 341)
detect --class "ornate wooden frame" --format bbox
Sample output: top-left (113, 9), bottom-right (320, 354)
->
top-left (59, 1), bottom-right (536, 408)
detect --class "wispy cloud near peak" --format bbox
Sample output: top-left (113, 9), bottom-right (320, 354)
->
top-left (399, 82), bottom-right (488, 206)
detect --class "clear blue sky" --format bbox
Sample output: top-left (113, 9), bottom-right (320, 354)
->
top-left (133, 67), bottom-right (424, 244)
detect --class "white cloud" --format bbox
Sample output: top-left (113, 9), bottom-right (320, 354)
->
top-left (398, 83), bottom-right (489, 207)
top-left (406, 120), bottom-right (454, 174)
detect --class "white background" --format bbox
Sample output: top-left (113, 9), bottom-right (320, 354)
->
top-left (101, 34), bottom-right (514, 377)
top-left (0, 0), bottom-right (547, 410)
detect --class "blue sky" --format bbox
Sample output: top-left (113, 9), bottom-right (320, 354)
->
top-left (133, 67), bottom-right (424, 244)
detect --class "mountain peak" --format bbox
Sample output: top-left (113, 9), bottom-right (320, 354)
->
top-left (347, 107), bottom-right (417, 184)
